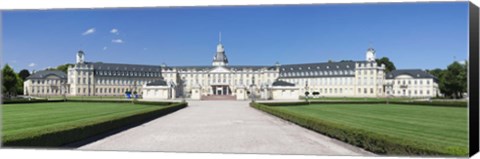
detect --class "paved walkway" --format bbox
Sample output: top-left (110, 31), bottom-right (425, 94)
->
top-left (79, 100), bottom-right (373, 156)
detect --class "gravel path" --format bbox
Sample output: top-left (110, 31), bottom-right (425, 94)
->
top-left (79, 100), bottom-right (374, 156)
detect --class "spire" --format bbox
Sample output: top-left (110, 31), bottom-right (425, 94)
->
top-left (219, 32), bottom-right (222, 43)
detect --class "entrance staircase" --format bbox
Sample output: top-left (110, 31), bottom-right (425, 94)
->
top-left (201, 95), bottom-right (236, 100)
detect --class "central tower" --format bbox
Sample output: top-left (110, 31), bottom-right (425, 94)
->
top-left (212, 32), bottom-right (229, 66)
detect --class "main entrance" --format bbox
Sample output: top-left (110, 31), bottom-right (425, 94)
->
top-left (211, 85), bottom-right (231, 95)
top-left (201, 85), bottom-right (235, 100)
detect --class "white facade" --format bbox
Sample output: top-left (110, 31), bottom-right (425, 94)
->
top-left (142, 85), bottom-right (172, 100)
top-left (24, 40), bottom-right (439, 100)
top-left (23, 70), bottom-right (68, 96)
top-left (385, 72), bottom-right (440, 98)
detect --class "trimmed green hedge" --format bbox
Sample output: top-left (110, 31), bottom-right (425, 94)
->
top-left (2, 99), bottom-right (64, 104)
top-left (261, 101), bottom-right (389, 107)
top-left (260, 100), bottom-right (467, 108)
top-left (65, 99), bottom-right (174, 105)
top-left (3, 102), bottom-right (187, 147)
top-left (251, 102), bottom-right (463, 156)
top-left (390, 101), bottom-right (467, 108)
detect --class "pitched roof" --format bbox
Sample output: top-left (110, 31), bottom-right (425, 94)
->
top-left (146, 79), bottom-right (168, 86)
top-left (272, 80), bottom-right (296, 87)
top-left (27, 70), bottom-right (67, 80)
top-left (386, 69), bottom-right (438, 80)
top-left (279, 61), bottom-right (359, 78)
top-left (88, 62), bottom-right (162, 72)
top-left (164, 65), bottom-right (276, 71)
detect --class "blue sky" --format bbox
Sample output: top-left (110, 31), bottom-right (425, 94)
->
top-left (2, 2), bottom-right (469, 72)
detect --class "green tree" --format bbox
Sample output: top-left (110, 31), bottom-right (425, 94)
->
top-left (18, 69), bottom-right (30, 81)
top-left (2, 64), bottom-right (19, 97)
top-left (443, 61), bottom-right (467, 98)
top-left (56, 63), bottom-right (74, 73)
top-left (16, 74), bottom-right (24, 95)
top-left (428, 68), bottom-right (447, 97)
top-left (375, 57), bottom-right (396, 73)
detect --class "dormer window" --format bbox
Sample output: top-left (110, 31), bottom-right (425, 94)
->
top-left (326, 66), bottom-right (330, 69)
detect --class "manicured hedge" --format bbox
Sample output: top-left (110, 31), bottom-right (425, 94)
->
top-left (3, 102), bottom-right (187, 147)
top-left (260, 100), bottom-right (467, 108)
top-left (65, 99), bottom-right (174, 105)
top-left (250, 102), bottom-right (463, 156)
top-left (390, 101), bottom-right (467, 108)
top-left (2, 99), bottom-right (64, 104)
top-left (261, 101), bottom-right (387, 107)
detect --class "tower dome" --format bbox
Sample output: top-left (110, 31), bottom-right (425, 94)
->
top-left (217, 43), bottom-right (224, 52)
top-left (76, 50), bottom-right (85, 64)
top-left (212, 32), bottom-right (228, 66)
top-left (366, 47), bottom-right (376, 62)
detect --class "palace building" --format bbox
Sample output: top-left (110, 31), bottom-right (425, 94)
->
top-left (23, 36), bottom-right (440, 100)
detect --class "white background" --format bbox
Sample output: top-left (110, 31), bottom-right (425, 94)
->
top-left (0, 0), bottom-right (479, 159)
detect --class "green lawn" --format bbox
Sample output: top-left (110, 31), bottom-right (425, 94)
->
top-left (2, 102), bottom-right (171, 142)
top-left (262, 103), bottom-right (468, 156)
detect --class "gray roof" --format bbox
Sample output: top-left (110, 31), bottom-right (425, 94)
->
top-left (272, 80), bottom-right (295, 87)
top-left (146, 79), bottom-right (168, 86)
top-left (89, 62), bottom-right (162, 72)
top-left (164, 65), bottom-right (276, 72)
top-left (279, 61), bottom-right (360, 78)
top-left (386, 69), bottom-right (438, 81)
top-left (27, 70), bottom-right (67, 80)
top-left (213, 44), bottom-right (228, 63)
top-left (85, 62), bottom-right (162, 78)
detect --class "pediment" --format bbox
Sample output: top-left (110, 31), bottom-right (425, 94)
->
top-left (209, 66), bottom-right (231, 73)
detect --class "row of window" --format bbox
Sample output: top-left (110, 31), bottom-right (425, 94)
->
top-left (29, 87), bottom-right (66, 94)
top-left (92, 70), bottom-right (161, 77)
top-left (386, 89), bottom-right (431, 95)
top-left (357, 88), bottom-right (382, 94)
top-left (75, 87), bottom-right (142, 94)
top-left (392, 79), bottom-right (431, 85)
top-left (283, 78), bottom-right (355, 86)
top-left (282, 64), bottom-right (353, 72)
top-left (72, 77), bottom-right (154, 86)
top-left (357, 69), bottom-right (382, 75)
top-left (31, 79), bottom-right (66, 85)
top-left (281, 70), bottom-right (355, 77)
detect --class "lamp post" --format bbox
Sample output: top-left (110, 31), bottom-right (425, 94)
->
top-left (182, 77), bottom-right (186, 103)
top-left (62, 83), bottom-right (70, 102)
top-left (305, 81), bottom-right (309, 103)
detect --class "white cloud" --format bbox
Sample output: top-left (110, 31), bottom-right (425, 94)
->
top-left (110, 28), bottom-right (119, 34)
top-left (82, 28), bottom-right (95, 36)
top-left (103, 46), bottom-right (108, 50)
top-left (28, 63), bottom-right (36, 67)
top-left (112, 39), bottom-right (124, 43)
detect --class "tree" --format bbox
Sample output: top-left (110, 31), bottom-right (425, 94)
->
top-left (433, 61), bottom-right (468, 99)
top-left (16, 74), bottom-right (24, 95)
top-left (375, 57), bottom-right (396, 73)
top-left (18, 69), bottom-right (30, 81)
top-left (55, 63), bottom-right (74, 73)
top-left (2, 64), bottom-right (19, 97)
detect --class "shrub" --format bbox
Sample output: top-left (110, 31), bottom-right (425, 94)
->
top-left (391, 101), bottom-right (467, 108)
top-left (2, 99), bottom-right (64, 104)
